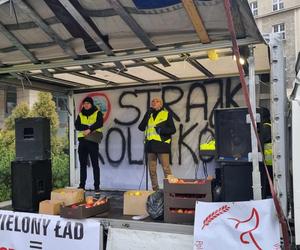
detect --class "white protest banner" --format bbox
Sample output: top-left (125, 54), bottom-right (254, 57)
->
top-left (193, 199), bottom-right (281, 250)
top-left (0, 210), bottom-right (100, 250)
top-left (74, 77), bottom-right (247, 190)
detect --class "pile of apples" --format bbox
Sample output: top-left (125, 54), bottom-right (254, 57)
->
top-left (128, 191), bottom-right (142, 196)
top-left (167, 175), bottom-right (210, 185)
top-left (170, 208), bottom-right (195, 214)
top-left (70, 196), bottom-right (108, 209)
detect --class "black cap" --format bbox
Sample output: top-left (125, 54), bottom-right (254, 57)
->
top-left (83, 96), bottom-right (94, 105)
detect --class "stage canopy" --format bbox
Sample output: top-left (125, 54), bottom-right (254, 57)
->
top-left (0, 0), bottom-right (269, 92)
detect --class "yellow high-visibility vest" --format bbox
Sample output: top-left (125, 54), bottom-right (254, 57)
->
top-left (264, 142), bottom-right (273, 166)
top-left (78, 110), bottom-right (102, 138)
top-left (145, 109), bottom-right (171, 143)
top-left (263, 123), bottom-right (272, 166)
top-left (200, 140), bottom-right (216, 150)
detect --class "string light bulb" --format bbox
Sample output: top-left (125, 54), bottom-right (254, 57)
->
top-left (207, 50), bottom-right (219, 61)
top-left (233, 55), bottom-right (245, 65)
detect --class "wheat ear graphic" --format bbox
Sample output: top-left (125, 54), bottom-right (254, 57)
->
top-left (201, 205), bottom-right (231, 229)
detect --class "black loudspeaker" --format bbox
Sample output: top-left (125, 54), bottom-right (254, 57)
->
top-left (214, 107), bottom-right (262, 162)
top-left (221, 163), bottom-right (269, 202)
top-left (11, 160), bottom-right (52, 212)
top-left (15, 118), bottom-right (51, 161)
top-left (221, 164), bottom-right (253, 202)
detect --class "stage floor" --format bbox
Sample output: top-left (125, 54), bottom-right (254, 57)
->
top-left (91, 190), bottom-right (158, 222)
top-left (0, 190), bottom-right (189, 223)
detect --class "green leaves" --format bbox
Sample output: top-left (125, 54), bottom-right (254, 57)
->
top-left (0, 92), bottom-right (69, 202)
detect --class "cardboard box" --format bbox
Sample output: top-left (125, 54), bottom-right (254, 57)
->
top-left (60, 200), bottom-right (110, 219)
top-left (51, 188), bottom-right (84, 206)
top-left (39, 200), bottom-right (63, 215)
top-left (123, 190), bottom-right (154, 215)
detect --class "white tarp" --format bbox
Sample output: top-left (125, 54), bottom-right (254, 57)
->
top-left (0, 210), bottom-right (100, 250)
top-left (74, 77), bottom-right (246, 190)
top-left (193, 199), bottom-right (280, 250)
top-left (106, 227), bottom-right (193, 250)
top-left (292, 93), bottom-right (300, 244)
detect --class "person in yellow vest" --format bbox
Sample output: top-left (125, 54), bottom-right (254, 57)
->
top-left (75, 96), bottom-right (103, 192)
top-left (260, 107), bottom-right (272, 166)
top-left (138, 97), bottom-right (176, 191)
top-left (263, 123), bottom-right (272, 166)
top-left (260, 108), bottom-right (273, 197)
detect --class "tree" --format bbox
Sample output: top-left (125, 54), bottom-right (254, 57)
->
top-left (31, 92), bottom-right (59, 134)
top-left (0, 91), bottom-right (69, 202)
top-left (4, 102), bottom-right (30, 131)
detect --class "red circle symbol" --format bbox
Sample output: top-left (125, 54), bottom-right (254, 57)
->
top-left (79, 93), bottom-right (111, 123)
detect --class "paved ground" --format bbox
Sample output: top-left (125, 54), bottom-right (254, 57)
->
top-left (0, 200), bottom-right (11, 208)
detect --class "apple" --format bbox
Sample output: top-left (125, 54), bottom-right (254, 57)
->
top-left (177, 209), bottom-right (184, 214)
top-left (167, 175), bottom-right (179, 183)
top-left (94, 197), bottom-right (107, 206)
top-left (207, 176), bottom-right (214, 181)
top-left (85, 196), bottom-right (94, 205)
top-left (177, 179), bottom-right (185, 184)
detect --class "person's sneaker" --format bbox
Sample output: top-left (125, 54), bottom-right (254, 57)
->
top-left (78, 186), bottom-right (85, 190)
top-left (94, 189), bottom-right (100, 199)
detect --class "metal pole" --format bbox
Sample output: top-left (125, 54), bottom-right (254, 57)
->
top-left (247, 45), bottom-right (262, 200)
top-left (268, 33), bottom-right (288, 215)
top-left (146, 155), bottom-right (149, 190)
top-left (68, 91), bottom-right (77, 187)
top-left (99, 223), bottom-right (104, 250)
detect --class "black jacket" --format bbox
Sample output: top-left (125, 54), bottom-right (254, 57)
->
top-left (138, 108), bottom-right (176, 153)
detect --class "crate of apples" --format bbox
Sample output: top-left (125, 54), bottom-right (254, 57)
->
top-left (70, 196), bottom-right (108, 209)
top-left (168, 178), bottom-right (206, 185)
top-left (61, 196), bottom-right (110, 219)
top-left (170, 208), bottom-right (195, 214)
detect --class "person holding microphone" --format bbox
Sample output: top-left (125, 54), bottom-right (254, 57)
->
top-left (138, 97), bottom-right (176, 191)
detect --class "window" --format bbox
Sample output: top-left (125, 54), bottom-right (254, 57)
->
top-left (273, 0), bottom-right (284, 11)
top-left (53, 95), bottom-right (68, 111)
top-left (5, 88), bottom-right (16, 116)
top-left (249, 1), bottom-right (258, 16)
top-left (272, 23), bottom-right (285, 39)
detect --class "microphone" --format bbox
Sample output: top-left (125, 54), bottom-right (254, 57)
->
top-left (147, 107), bottom-right (154, 114)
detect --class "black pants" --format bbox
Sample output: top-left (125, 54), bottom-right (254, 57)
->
top-left (78, 139), bottom-right (100, 189)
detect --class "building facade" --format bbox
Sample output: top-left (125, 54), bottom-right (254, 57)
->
top-left (0, 86), bottom-right (68, 135)
top-left (0, 87), bottom-right (38, 128)
top-left (248, 0), bottom-right (300, 88)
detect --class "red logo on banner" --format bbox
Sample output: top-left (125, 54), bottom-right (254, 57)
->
top-left (80, 93), bottom-right (111, 123)
top-left (228, 208), bottom-right (262, 250)
top-left (202, 205), bottom-right (231, 230)
top-left (0, 247), bottom-right (15, 250)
